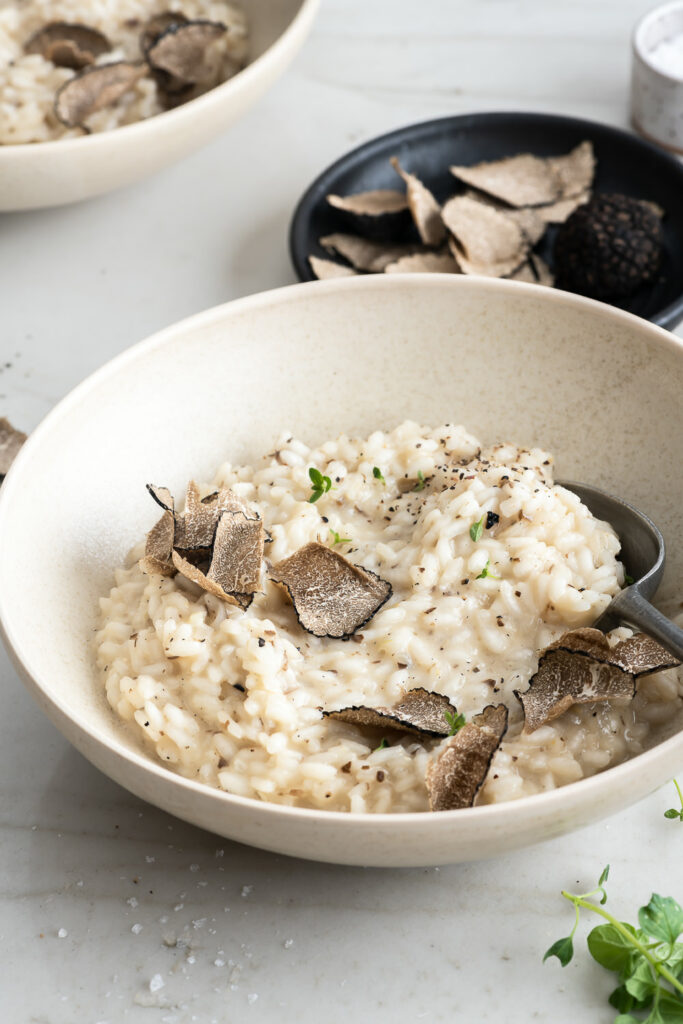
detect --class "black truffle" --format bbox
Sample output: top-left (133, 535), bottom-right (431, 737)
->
top-left (554, 193), bottom-right (664, 300)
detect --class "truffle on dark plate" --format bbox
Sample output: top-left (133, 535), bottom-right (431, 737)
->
top-left (325, 687), bottom-right (459, 739)
top-left (390, 156), bottom-right (445, 247)
top-left (270, 541), bottom-right (392, 639)
top-left (326, 190), bottom-right (408, 216)
top-left (426, 703), bottom-right (508, 811)
top-left (25, 22), bottom-right (112, 69)
top-left (554, 193), bottom-right (664, 300)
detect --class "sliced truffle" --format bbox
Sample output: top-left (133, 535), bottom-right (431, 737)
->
top-left (529, 253), bottom-right (555, 286)
top-left (442, 196), bottom-right (528, 277)
top-left (319, 233), bottom-right (419, 272)
top-left (140, 11), bottom-right (190, 52)
top-left (308, 255), bottom-right (359, 280)
top-left (610, 634), bottom-right (680, 677)
top-left (426, 703), bottom-right (508, 811)
top-left (515, 648), bottom-right (635, 732)
top-left (547, 141), bottom-right (596, 200)
top-left (449, 142), bottom-right (594, 208)
top-left (145, 20), bottom-right (226, 91)
top-left (384, 250), bottom-right (460, 274)
top-left (174, 481), bottom-right (253, 551)
top-left (324, 687), bottom-right (459, 739)
top-left (140, 511), bottom-right (176, 577)
top-left (0, 417), bottom-right (27, 479)
top-left (554, 193), bottom-right (664, 300)
top-left (505, 206), bottom-right (546, 246)
top-left (146, 483), bottom-right (174, 513)
top-left (536, 191), bottom-right (590, 224)
top-left (171, 548), bottom-right (245, 607)
top-left (390, 156), bottom-right (445, 246)
top-left (270, 541), bottom-right (392, 639)
top-left (327, 190), bottom-right (408, 216)
top-left (207, 511), bottom-right (264, 594)
top-left (25, 22), bottom-right (111, 69)
top-left (547, 626), bottom-right (612, 660)
top-left (55, 61), bottom-right (148, 128)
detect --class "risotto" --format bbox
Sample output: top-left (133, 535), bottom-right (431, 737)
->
top-left (0, 0), bottom-right (248, 144)
top-left (96, 422), bottom-right (683, 813)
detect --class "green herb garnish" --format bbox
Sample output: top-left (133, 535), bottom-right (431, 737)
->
top-left (308, 466), bottom-right (332, 503)
top-left (475, 559), bottom-right (499, 580)
top-left (374, 738), bottom-right (389, 752)
top-left (372, 466), bottom-right (386, 485)
top-left (624, 573), bottom-right (635, 586)
top-left (664, 779), bottom-right (683, 822)
top-left (414, 470), bottom-right (426, 491)
top-left (470, 516), bottom-right (484, 542)
top-left (329, 528), bottom-right (351, 546)
top-left (444, 709), bottom-right (466, 736)
top-left (544, 866), bottom-right (683, 1021)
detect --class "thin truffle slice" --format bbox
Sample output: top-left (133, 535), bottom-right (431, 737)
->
top-left (308, 255), bottom-right (359, 280)
top-left (270, 541), bottom-right (392, 639)
top-left (25, 22), bottom-right (111, 69)
top-left (515, 649), bottom-right (635, 732)
top-left (207, 511), bottom-right (265, 594)
top-left (426, 703), bottom-right (508, 811)
top-left (319, 233), bottom-right (420, 272)
top-left (450, 152), bottom-right (561, 207)
top-left (384, 250), bottom-right (460, 274)
top-left (547, 627), bottom-right (612, 660)
top-left (442, 196), bottom-right (528, 277)
top-left (140, 510), bottom-right (176, 577)
top-left (140, 11), bottom-right (190, 52)
top-left (610, 634), bottom-right (680, 677)
top-left (0, 417), bottom-right (27, 478)
top-left (174, 481), bottom-right (253, 551)
top-left (55, 61), bottom-right (148, 128)
top-left (146, 483), bottom-right (174, 513)
top-left (547, 141), bottom-right (595, 200)
top-left (327, 190), bottom-right (408, 216)
top-left (145, 20), bottom-right (226, 89)
top-left (324, 687), bottom-right (459, 739)
top-left (390, 156), bottom-right (445, 246)
top-left (172, 548), bottom-right (244, 607)
top-left (536, 191), bottom-right (590, 224)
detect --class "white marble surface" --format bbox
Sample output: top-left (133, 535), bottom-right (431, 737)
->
top-left (2, 1), bottom-right (683, 1021)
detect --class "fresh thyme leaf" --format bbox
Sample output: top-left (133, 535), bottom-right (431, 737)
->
top-left (329, 528), bottom-right (351, 546)
top-left (470, 516), bottom-right (484, 542)
top-left (587, 922), bottom-right (638, 973)
top-left (374, 738), bottom-right (389, 752)
top-left (638, 894), bottom-right (683, 945)
top-left (624, 573), bottom-right (635, 586)
top-left (543, 936), bottom-right (574, 967)
top-left (308, 466), bottom-right (332, 503)
top-left (475, 559), bottom-right (500, 580)
top-left (372, 466), bottom-right (385, 484)
top-left (443, 709), bottom-right (466, 736)
top-left (664, 780), bottom-right (683, 822)
top-left (414, 470), bottom-right (426, 491)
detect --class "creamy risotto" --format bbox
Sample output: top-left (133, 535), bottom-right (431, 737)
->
top-left (96, 422), bottom-right (683, 813)
top-left (0, 0), bottom-right (248, 144)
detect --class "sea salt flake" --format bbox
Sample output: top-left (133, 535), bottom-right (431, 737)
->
top-left (240, 885), bottom-right (253, 898)
top-left (131, 923), bottom-right (143, 935)
top-left (149, 974), bottom-right (165, 993)
top-left (283, 938), bottom-right (294, 949)
top-left (189, 863), bottom-right (200, 872)
top-left (57, 928), bottom-right (68, 938)
top-left (127, 897), bottom-right (139, 908)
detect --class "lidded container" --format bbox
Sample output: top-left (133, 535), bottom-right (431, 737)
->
top-left (632, 0), bottom-right (683, 153)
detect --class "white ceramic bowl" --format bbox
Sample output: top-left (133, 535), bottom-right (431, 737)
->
top-left (631, 0), bottom-right (683, 154)
top-left (1, 275), bottom-right (682, 867)
top-left (0, 0), bottom-right (319, 211)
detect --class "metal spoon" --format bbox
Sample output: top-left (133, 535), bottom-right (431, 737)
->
top-left (560, 480), bottom-right (683, 660)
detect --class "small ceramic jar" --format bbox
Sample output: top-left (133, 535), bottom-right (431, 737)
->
top-left (631, 0), bottom-right (683, 154)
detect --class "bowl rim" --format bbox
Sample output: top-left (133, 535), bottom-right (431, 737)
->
top-left (288, 109), bottom-right (683, 332)
top-left (0, 0), bottom-right (319, 158)
top-left (633, 0), bottom-right (683, 84)
top-left (1, 274), bottom-right (683, 830)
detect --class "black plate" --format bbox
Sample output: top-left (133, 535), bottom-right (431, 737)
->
top-left (289, 111), bottom-right (683, 330)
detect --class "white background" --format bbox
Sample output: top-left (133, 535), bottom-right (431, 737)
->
top-left (2, 1), bottom-right (682, 1021)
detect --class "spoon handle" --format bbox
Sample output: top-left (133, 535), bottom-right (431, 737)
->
top-left (610, 588), bottom-right (683, 661)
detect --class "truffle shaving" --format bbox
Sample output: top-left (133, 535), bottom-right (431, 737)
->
top-left (324, 687), bottom-right (459, 738)
top-left (146, 483), bottom-right (174, 513)
top-left (450, 153), bottom-right (562, 208)
top-left (384, 250), bottom-right (460, 274)
top-left (25, 22), bottom-right (111, 69)
top-left (207, 511), bottom-right (264, 594)
top-left (390, 156), bottom-right (445, 246)
top-left (171, 548), bottom-right (243, 607)
top-left (0, 417), bottom-right (27, 478)
top-left (145, 20), bottom-right (226, 89)
top-left (319, 233), bottom-right (419, 272)
top-left (610, 634), bottom-right (680, 677)
top-left (547, 141), bottom-right (596, 200)
top-left (426, 703), bottom-right (508, 811)
top-left (55, 61), bottom-right (148, 128)
top-left (174, 481), bottom-right (253, 551)
top-left (442, 196), bottom-right (528, 277)
top-left (140, 11), bottom-right (190, 52)
top-left (140, 511), bottom-right (176, 577)
top-left (270, 541), bottom-right (392, 639)
top-left (536, 192), bottom-right (590, 224)
top-left (308, 256), bottom-right (359, 280)
top-left (327, 190), bottom-right (408, 216)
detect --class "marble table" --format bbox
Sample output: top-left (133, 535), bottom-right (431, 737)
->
top-left (2, 1), bottom-right (682, 1020)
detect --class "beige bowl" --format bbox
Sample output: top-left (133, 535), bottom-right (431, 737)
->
top-left (0, 0), bottom-right (318, 211)
top-left (1, 275), bottom-right (682, 866)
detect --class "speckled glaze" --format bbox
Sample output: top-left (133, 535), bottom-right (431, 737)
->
top-left (0, 0), bottom-right (318, 211)
top-left (0, 275), bottom-right (682, 867)
top-left (631, 1), bottom-right (683, 154)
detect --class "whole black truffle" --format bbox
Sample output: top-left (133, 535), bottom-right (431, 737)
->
top-left (554, 193), bottom-right (664, 300)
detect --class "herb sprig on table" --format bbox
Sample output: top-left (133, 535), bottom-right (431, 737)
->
top-left (308, 467), bottom-right (332, 503)
top-left (664, 779), bottom-right (683, 822)
top-left (544, 866), bottom-right (683, 1022)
